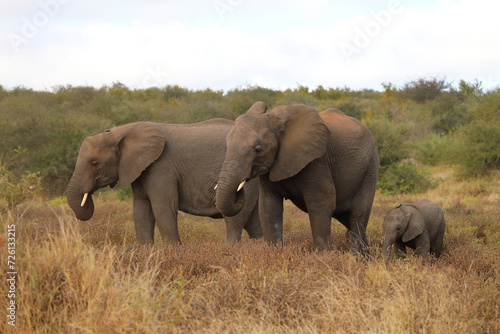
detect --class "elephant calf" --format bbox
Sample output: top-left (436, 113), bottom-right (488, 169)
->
top-left (67, 120), bottom-right (262, 244)
top-left (383, 199), bottom-right (445, 264)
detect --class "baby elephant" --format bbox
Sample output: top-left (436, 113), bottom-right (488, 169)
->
top-left (383, 199), bottom-right (445, 264)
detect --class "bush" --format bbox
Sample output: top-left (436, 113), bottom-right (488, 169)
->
top-left (0, 148), bottom-right (42, 212)
top-left (21, 125), bottom-right (86, 195)
top-left (377, 160), bottom-right (440, 195)
top-left (452, 120), bottom-right (500, 177)
top-left (312, 86), bottom-right (352, 100)
top-left (365, 118), bottom-right (410, 168)
top-left (163, 85), bottom-right (190, 102)
top-left (399, 76), bottom-right (450, 104)
top-left (414, 133), bottom-right (453, 166)
top-left (226, 86), bottom-right (281, 108)
top-left (0, 80), bottom-right (497, 197)
top-left (336, 101), bottom-right (362, 120)
top-left (458, 79), bottom-right (483, 98)
top-left (470, 88), bottom-right (500, 121)
top-left (115, 185), bottom-right (133, 201)
top-left (274, 86), bottom-right (317, 107)
top-left (430, 93), bottom-right (472, 134)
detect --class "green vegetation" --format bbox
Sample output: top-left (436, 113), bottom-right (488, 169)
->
top-left (0, 77), bottom-right (499, 332)
top-left (0, 147), bottom-right (41, 212)
top-left (0, 77), bottom-right (499, 197)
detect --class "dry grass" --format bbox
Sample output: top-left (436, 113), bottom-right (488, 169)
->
top-left (1, 171), bottom-right (499, 333)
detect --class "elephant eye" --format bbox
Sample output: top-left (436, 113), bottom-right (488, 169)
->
top-left (91, 161), bottom-right (99, 167)
top-left (254, 145), bottom-right (263, 154)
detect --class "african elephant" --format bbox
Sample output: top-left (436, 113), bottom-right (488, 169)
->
top-left (383, 199), bottom-right (445, 264)
top-left (215, 102), bottom-right (379, 255)
top-left (66, 120), bottom-right (262, 244)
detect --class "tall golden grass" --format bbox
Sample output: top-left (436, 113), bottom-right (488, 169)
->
top-left (1, 172), bottom-right (499, 333)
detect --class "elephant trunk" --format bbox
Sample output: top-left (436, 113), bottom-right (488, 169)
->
top-left (383, 236), bottom-right (394, 265)
top-left (66, 178), bottom-right (95, 221)
top-left (216, 162), bottom-right (246, 217)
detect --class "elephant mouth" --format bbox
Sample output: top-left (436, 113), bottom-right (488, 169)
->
top-left (80, 190), bottom-right (95, 207)
top-left (81, 180), bottom-right (117, 207)
top-left (250, 163), bottom-right (270, 179)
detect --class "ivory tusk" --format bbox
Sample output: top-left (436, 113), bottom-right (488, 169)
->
top-left (214, 184), bottom-right (218, 190)
top-left (81, 193), bottom-right (89, 207)
top-left (237, 180), bottom-right (246, 192)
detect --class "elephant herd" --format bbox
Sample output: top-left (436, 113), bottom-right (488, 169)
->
top-left (67, 102), bottom-right (445, 263)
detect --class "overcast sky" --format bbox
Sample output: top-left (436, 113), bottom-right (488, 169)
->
top-left (1, 0), bottom-right (499, 92)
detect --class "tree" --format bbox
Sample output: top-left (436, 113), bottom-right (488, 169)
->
top-left (400, 76), bottom-right (450, 103)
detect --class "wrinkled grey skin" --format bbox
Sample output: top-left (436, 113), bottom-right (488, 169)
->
top-left (383, 199), bottom-right (445, 264)
top-left (67, 120), bottom-right (262, 244)
top-left (216, 102), bottom-right (379, 255)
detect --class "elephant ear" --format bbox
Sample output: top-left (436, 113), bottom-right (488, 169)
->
top-left (402, 206), bottom-right (425, 242)
top-left (112, 122), bottom-right (165, 186)
top-left (268, 105), bottom-right (331, 182)
top-left (246, 101), bottom-right (268, 114)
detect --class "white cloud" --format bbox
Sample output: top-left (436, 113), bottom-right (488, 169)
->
top-left (0, 0), bottom-right (499, 91)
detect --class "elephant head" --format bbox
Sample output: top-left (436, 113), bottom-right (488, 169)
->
top-left (66, 122), bottom-right (165, 221)
top-left (383, 205), bottom-right (425, 264)
top-left (215, 101), bottom-right (331, 217)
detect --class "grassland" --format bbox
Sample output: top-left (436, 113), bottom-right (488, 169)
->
top-left (1, 168), bottom-right (498, 333)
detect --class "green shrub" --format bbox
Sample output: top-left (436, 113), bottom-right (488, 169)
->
top-left (414, 133), bottom-right (453, 166)
top-left (116, 185), bottom-right (133, 201)
top-left (226, 86), bottom-right (281, 109)
top-left (430, 93), bottom-right (472, 134)
top-left (365, 118), bottom-right (410, 168)
top-left (470, 88), bottom-right (500, 121)
top-left (0, 148), bottom-right (42, 212)
top-left (452, 120), bottom-right (500, 177)
top-left (32, 127), bottom-right (86, 195)
top-left (399, 76), bottom-right (450, 103)
top-left (274, 86), bottom-right (317, 107)
top-left (336, 101), bottom-right (362, 120)
top-left (312, 86), bottom-right (352, 100)
top-left (163, 85), bottom-right (190, 102)
top-left (377, 160), bottom-right (440, 195)
top-left (224, 94), bottom-right (255, 117)
top-left (0, 81), bottom-right (496, 197)
top-left (458, 79), bottom-right (483, 98)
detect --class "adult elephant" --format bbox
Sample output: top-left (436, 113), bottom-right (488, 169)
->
top-left (67, 120), bottom-right (262, 244)
top-left (215, 102), bottom-right (379, 255)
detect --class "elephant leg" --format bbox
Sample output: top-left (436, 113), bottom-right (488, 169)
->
top-left (154, 205), bottom-right (180, 244)
top-left (343, 169), bottom-right (377, 256)
top-left (308, 207), bottom-right (333, 250)
top-left (431, 239), bottom-right (443, 259)
top-left (394, 240), bottom-right (407, 258)
top-left (132, 183), bottom-right (155, 243)
top-left (342, 214), bottom-right (370, 256)
top-left (133, 195), bottom-right (156, 243)
top-left (147, 186), bottom-right (181, 244)
top-left (414, 233), bottom-right (430, 262)
top-left (431, 225), bottom-right (445, 259)
top-left (301, 178), bottom-right (335, 250)
top-left (259, 177), bottom-right (284, 244)
top-left (243, 203), bottom-right (263, 239)
top-left (340, 196), bottom-right (373, 256)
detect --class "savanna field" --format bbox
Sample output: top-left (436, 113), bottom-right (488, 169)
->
top-left (1, 78), bottom-right (499, 332)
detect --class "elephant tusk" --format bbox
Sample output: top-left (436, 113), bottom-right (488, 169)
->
top-left (237, 180), bottom-right (246, 192)
top-left (81, 193), bottom-right (89, 207)
top-left (214, 184), bottom-right (218, 190)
